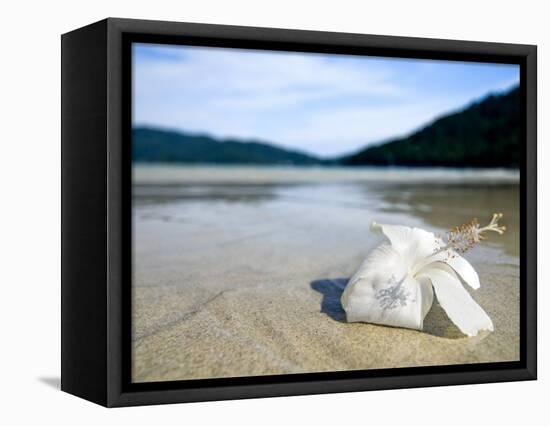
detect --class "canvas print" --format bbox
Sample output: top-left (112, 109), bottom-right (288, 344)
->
top-left (131, 43), bottom-right (520, 383)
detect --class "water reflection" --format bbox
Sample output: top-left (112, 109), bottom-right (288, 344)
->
top-left (133, 183), bottom-right (278, 206)
top-left (369, 183), bottom-right (519, 257)
top-left (133, 168), bottom-right (520, 259)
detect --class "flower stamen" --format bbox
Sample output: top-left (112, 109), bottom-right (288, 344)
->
top-left (435, 213), bottom-right (506, 255)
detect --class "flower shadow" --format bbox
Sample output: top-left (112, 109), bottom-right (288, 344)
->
top-left (422, 303), bottom-right (466, 339)
top-left (311, 277), bottom-right (467, 340)
top-left (310, 278), bottom-right (349, 323)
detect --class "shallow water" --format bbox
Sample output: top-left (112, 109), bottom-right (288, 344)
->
top-left (131, 165), bottom-right (520, 382)
top-left (133, 165), bottom-right (519, 257)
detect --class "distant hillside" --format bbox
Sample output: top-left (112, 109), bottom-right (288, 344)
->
top-left (133, 128), bottom-right (322, 165)
top-left (134, 86), bottom-right (520, 168)
top-left (341, 86), bottom-right (520, 168)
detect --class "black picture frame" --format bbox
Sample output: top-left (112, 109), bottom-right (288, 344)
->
top-left (61, 17), bottom-right (537, 407)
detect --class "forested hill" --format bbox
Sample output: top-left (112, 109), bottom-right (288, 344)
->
top-left (341, 86), bottom-right (520, 168)
top-left (132, 128), bottom-right (322, 165)
top-left (133, 86), bottom-right (520, 168)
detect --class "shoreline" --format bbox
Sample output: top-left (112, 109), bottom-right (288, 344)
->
top-left (133, 164), bottom-right (520, 185)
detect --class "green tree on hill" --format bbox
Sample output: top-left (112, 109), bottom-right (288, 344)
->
top-left (341, 86), bottom-right (520, 168)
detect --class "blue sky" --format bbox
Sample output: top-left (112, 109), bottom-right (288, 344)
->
top-left (133, 43), bottom-right (519, 157)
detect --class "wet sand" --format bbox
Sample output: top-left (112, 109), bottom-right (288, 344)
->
top-left (132, 166), bottom-right (520, 383)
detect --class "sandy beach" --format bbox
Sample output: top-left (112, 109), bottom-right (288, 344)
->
top-left (131, 165), bottom-right (520, 383)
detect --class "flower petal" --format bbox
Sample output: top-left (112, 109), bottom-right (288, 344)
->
top-left (418, 264), bottom-right (493, 336)
top-left (444, 254), bottom-right (480, 290)
top-left (342, 243), bottom-right (428, 330)
top-left (345, 243), bottom-right (406, 289)
top-left (416, 249), bottom-right (481, 290)
top-left (371, 222), bottom-right (439, 268)
top-left (417, 276), bottom-right (434, 320)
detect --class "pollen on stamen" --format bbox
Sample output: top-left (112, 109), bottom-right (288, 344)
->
top-left (442, 214), bottom-right (506, 254)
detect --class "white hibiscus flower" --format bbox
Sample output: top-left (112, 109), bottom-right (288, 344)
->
top-left (341, 214), bottom-right (506, 336)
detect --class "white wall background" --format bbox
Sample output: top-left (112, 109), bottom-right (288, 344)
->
top-left (0, 0), bottom-right (546, 423)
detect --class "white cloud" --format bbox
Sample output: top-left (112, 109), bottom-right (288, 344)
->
top-left (133, 44), bottom-right (520, 157)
